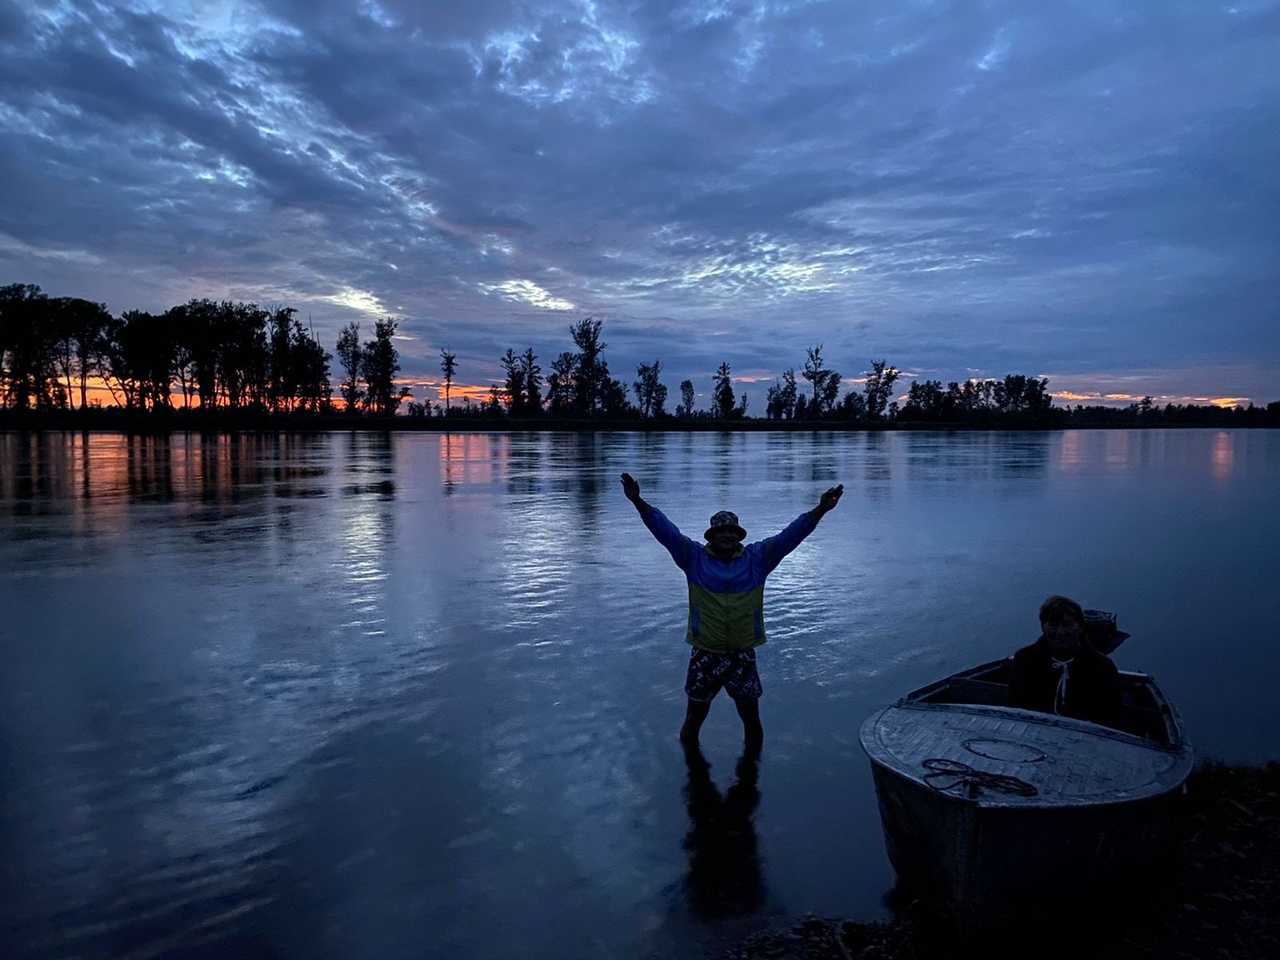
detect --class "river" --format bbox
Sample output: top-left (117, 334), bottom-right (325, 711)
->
top-left (1, 428), bottom-right (1277, 959)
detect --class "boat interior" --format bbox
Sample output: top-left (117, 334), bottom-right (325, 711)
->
top-left (908, 658), bottom-right (1182, 749)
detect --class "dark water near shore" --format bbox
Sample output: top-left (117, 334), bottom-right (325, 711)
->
top-left (2, 429), bottom-right (1278, 960)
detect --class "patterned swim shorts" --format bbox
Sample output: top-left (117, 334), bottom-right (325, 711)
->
top-left (685, 648), bottom-right (763, 702)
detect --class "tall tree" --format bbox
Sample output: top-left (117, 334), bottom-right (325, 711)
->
top-left (678, 379), bottom-right (695, 417)
top-left (267, 310), bottom-right (331, 414)
top-left (182, 299), bottom-right (222, 410)
top-left (289, 320), bottom-right (332, 414)
top-left (500, 347), bottom-right (526, 416)
top-left (600, 376), bottom-right (633, 418)
top-left (48, 298), bottom-right (78, 408)
top-left (547, 350), bottom-right (577, 416)
top-left (50, 297), bottom-right (111, 410)
top-left (837, 389), bottom-right (866, 420)
top-left (818, 368), bottom-right (842, 415)
top-left (765, 368), bottom-right (798, 420)
top-left (439, 348), bottom-right (457, 415)
top-left (215, 302), bottom-right (269, 409)
top-left (863, 359), bottom-right (900, 421)
top-left (520, 348), bottom-right (542, 415)
top-left (802, 344), bottom-right (840, 419)
top-left (994, 373), bottom-right (1052, 416)
top-left (68, 298), bottom-right (112, 410)
top-left (0, 284), bottom-right (58, 411)
top-left (713, 362), bottom-right (736, 419)
top-left (267, 306), bottom-right (296, 413)
top-left (899, 379), bottom-right (948, 421)
top-left (102, 309), bottom-right (179, 411)
top-left (765, 382), bottom-right (783, 420)
top-left (163, 304), bottom-right (196, 409)
top-left (633, 359), bottom-right (667, 418)
top-left (337, 322), bottom-right (363, 413)
top-left (361, 317), bottom-right (409, 416)
top-left (568, 317), bottom-right (607, 416)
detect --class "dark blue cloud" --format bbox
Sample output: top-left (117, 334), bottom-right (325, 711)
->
top-left (1, 0), bottom-right (1276, 407)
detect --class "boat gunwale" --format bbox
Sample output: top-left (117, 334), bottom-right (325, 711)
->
top-left (860, 660), bottom-right (1194, 810)
top-left (860, 709), bottom-right (1193, 809)
top-left (900, 657), bottom-right (1190, 752)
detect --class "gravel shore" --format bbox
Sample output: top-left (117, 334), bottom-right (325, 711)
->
top-left (723, 761), bottom-right (1280, 960)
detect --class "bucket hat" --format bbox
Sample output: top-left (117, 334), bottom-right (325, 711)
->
top-left (704, 510), bottom-right (747, 541)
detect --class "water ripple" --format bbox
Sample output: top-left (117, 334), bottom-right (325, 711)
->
top-left (2, 429), bottom-right (1278, 960)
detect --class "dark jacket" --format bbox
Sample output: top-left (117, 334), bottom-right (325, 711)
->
top-left (1008, 637), bottom-right (1122, 728)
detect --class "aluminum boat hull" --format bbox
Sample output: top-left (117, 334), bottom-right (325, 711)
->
top-left (860, 660), bottom-right (1192, 929)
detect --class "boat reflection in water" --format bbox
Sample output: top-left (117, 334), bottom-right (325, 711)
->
top-left (860, 647), bottom-right (1193, 932)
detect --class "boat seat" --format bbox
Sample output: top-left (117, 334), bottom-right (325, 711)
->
top-left (936, 685), bottom-right (1167, 741)
top-left (1117, 704), bottom-right (1168, 743)
top-left (939, 678), bottom-right (1010, 707)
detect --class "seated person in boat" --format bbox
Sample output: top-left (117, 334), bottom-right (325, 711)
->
top-left (1009, 595), bottom-right (1121, 728)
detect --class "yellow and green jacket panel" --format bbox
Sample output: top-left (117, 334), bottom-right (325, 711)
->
top-left (641, 506), bottom-right (817, 653)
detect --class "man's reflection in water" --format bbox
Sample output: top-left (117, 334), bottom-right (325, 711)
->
top-left (681, 744), bottom-right (766, 919)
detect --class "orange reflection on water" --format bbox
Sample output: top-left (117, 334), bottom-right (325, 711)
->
top-left (1210, 431), bottom-right (1235, 485)
top-left (0, 432), bottom-right (331, 511)
top-left (1103, 430), bottom-right (1132, 470)
top-left (439, 433), bottom-right (501, 490)
top-left (1058, 430), bottom-right (1086, 472)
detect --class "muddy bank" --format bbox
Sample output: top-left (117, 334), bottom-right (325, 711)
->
top-left (724, 761), bottom-right (1280, 960)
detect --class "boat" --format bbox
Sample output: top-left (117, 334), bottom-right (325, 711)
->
top-left (859, 627), bottom-right (1193, 930)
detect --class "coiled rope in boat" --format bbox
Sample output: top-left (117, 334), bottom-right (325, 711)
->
top-left (922, 758), bottom-right (1038, 799)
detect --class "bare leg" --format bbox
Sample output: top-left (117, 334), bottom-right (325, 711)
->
top-left (733, 698), bottom-right (764, 756)
top-left (680, 699), bottom-right (712, 745)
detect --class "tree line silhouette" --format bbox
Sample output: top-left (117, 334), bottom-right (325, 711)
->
top-left (3, 282), bottom-right (1275, 427)
top-left (0, 283), bottom-right (401, 417)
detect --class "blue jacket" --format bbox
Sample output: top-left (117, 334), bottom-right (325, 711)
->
top-left (641, 506), bottom-right (818, 653)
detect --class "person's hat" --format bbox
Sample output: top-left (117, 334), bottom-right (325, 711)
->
top-left (704, 510), bottom-right (746, 541)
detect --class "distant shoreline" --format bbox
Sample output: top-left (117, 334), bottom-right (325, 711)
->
top-left (2, 409), bottom-right (1277, 434)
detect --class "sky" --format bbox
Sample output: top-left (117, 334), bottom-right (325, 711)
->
top-left (2, 0), bottom-right (1278, 411)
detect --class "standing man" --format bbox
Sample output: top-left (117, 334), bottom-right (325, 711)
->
top-left (620, 473), bottom-right (843, 753)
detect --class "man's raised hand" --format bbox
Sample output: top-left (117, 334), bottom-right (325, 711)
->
top-left (620, 472), bottom-right (641, 503)
top-left (819, 483), bottom-right (844, 513)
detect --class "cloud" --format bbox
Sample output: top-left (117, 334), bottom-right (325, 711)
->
top-left (0, 0), bottom-right (1277, 408)
top-left (0, 233), bottom-right (103, 266)
top-left (478, 279), bottom-right (575, 311)
top-left (321, 286), bottom-right (388, 316)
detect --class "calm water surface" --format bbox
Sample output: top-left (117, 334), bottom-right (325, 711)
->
top-left (2, 429), bottom-right (1278, 959)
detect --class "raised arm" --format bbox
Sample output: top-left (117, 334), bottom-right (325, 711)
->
top-left (620, 472), bottom-right (650, 514)
top-left (759, 483), bottom-right (844, 572)
top-left (620, 472), bottom-right (696, 569)
top-left (810, 483), bottom-right (844, 523)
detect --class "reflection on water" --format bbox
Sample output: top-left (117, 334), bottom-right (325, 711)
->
top-left (0, 431), bottom-right (339, 508)
top-left (339, 432), bottom-right (395, 642)
top-left (1211, 431), bottom-right (1235, 485)
top-left (861, 431), bottom-right (893, 497)
top-left (1104, 429), bottom-right (1131, 471)
top-left (439, 432), bottom-right (498, 493)
top-left (900, 430), bottom-right (1050, 486)
top-left (1047, 429), bottom-right (1243, 487)
top-left (1059, 429), bottom-right (1086, 472)
top-left (548, 432), bottom-right (610, 529)
top-left (1, 428), bottom-right (1278, 960)
top-left (681, 745), bottom-right (765, 920)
